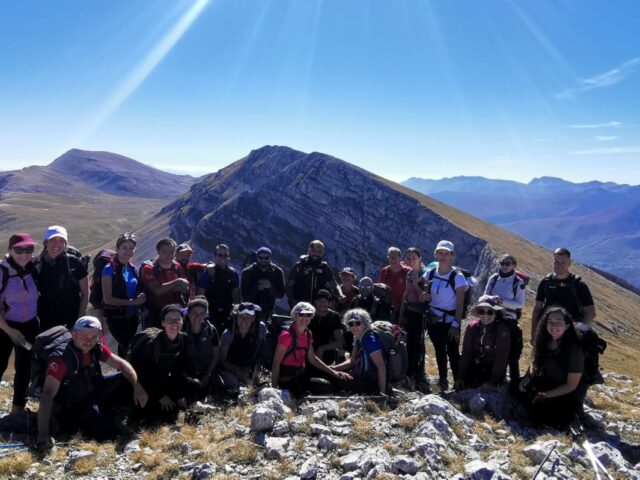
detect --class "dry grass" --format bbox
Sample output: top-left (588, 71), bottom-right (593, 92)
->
top-left (0, 451), bottom-right (33, 476)
top-left (349, 417), bottom-right (383, 442)
top-left (70, 438), bottom-right (116, 475)
top-left (262, 458), bottom-right (295, 479)
top-left (398, 414), bottom-right (421, 431)
top-left (365, 400), bottom-right (382, 415)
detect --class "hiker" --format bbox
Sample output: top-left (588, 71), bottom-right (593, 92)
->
top-left (219, 302), bottom-right (267, 393)
top-left (240, 246), bottom-right (285, 320)
top-left (271, 302), bottom-right (351, 397)
top-left (379, 246), bottom-right (411, 323)
top-left (455, 296), bottom-right (511, 392)
top-left (398, 247), bottom-right (430, 393)
top-left (128, 304), bottom-right (189, 421)
top-left (0, 233), bottom-right (39, 414)
top-left (335, 267), bottom-right (359, 313)
top-left (308, 289), bottom-right (344, 366)
top-left (420, 240), bottom-right (468, 391)
top-left (101, 233), bottom-right (146, 357)
top-left (355, 277), bottom-right (393, 322)
top-left (197, 243), bottom-right (241, 333)
top-left (331, 309), bottom-right (386, 394)
top-left (36, 226), bottom-right (88, 331)
top-left (37, 316), bottom-right (148, 446)
top-left (175, 243), bottom-right (205, 299)
top-left (182, 297), bottom-right (220, 400)
top-left (286, 240), bottom-right (343, 308)
top-left (519, 306), bottom-right (585, 429)
top-left (531, 247), bottom-right (596, 343)
top-left (139, 237), bottom-right (189, 328)
top-left (484, 253), bottom-right (525, 386)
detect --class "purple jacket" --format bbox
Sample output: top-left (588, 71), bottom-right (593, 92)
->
top-left (0, 256), bottom-right (38, 323)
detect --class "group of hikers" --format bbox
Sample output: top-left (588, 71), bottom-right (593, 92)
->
top-left (0, 227), bottom-right (605, 447)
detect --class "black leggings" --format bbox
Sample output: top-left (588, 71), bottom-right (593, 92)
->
top-left (105, 312), bottom-right (139, 358)
top-left (405, 310), bottom-right (427, 380)
top-left (427, 322), bottom-right (460, 382)
top-left (0, 318), bottom-right (39, 407)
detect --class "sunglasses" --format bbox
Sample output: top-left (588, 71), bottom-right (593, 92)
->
top-left (347, 320), bottom-right (362, 327)
top-left (257, 255), bottom-right (271, 261)
top-left (476, 308), bottom-right (496, 316)
top-left (298, 312), bottom-right (313, 318)
top-left (13, 246), bottom-right (35, 254)
top-left (500, 261), bottom-right (513, 266)
top-left (164, 318), bottom-right (183, 325)
top-left (216, 253), bottom-right (229, 258)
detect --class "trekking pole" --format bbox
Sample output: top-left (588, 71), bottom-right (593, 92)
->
top-left (0, 447), bottom-right (29, 459)
top-left (570, 423), bottom-right (614, 480)
top-left (530, 441), bottom-right (557, 480)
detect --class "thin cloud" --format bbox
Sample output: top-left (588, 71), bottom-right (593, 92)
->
top-left (556, 57), bottom-right (640, 99)
top-left (569, 121), bottom-right (622, 129)
top-left (570, 147), bottom-right (640, 155)
top-left (595, 136), bottom-right (618, 141)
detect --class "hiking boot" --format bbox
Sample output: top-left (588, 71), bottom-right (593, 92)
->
top-left (415, 378), bottom-right (431, 394)
top-left (438, 378), bottom-right (449, 392)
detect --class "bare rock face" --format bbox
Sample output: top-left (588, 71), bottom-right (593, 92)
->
top-left (162, 145), bottom-right (489, 284)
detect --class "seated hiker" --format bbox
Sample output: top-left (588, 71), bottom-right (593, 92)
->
top-left (519, 306), bottom-right (585, 430)
top-left (308, 289), bottom-right (344, 365)
top-left (128, 304), bottom-right (190, 421)
top-left (37, 316), bottom-right (148, 447)
top-left (271, 302), bottom-right (350, 397)
top-left (455, 296), bottom-right (511, 392)
top-left (101, 233), bottom-right (146, 357)
top-left (335, 267), bottom-right (359, 314)
top-left (0, 233), bottom-right (40, 414)
top-left (331, 309), bottom-right (386, 394)
top-left (219, 302), bottom-right (267, 393)
top-left (182, 297), bottom-right (220, 400)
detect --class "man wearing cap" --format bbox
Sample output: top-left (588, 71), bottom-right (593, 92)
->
top-left (419, 240), bottom-right (468, 391)
top-left (336, 267), bottom-right (359, 314)
top-left (286, 240), bottom-right (343, 309)
top-left (37, 316), bottom-right (148, 447)
top-left (0, 233), bottom-right (39, 413)
top-left (241, 247), bottom-right (285, 320)
top-left (175, 243), bottom-right (205, 299)
top-left (309, 289), bottom-right (344, 366)
top-left (197, 244), bottom-right (241, 333)
top-left (355, 277), bottom-right (393, 322)
top-left (379, 246), bottom-right (411, 324)
top-left (36, 225), bottom-right (89, 332)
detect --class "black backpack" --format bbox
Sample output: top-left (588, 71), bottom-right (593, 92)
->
top-left (427, 267), bottom-right (476, 318)
top-left (34, 246), bottom-right (91, 288)
top-left (258, 315), bottom-right (311, 371)
top-left (369, 321), bottom-right (408, 386)
top-left (127, 327), bottom-right (164, 365)
top-left (89, 249), bottom-right (117, 309)
top-left (580, 329), bottom-right (607, 386)
top-left (27, 326), bottom-right (73, 398)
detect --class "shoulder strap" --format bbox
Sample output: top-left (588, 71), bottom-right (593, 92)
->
top-left (568, 274), bottom-right (583, 313)
top-left (447, 269), bottom-right (458, 290)
top-left (487, 274), bottom-right (498, 294)
top-left (0, 265), bottom-right (8, 296)
top-left (511, 275), bottom-right (519, 299)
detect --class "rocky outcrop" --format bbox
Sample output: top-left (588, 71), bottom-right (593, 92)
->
top-left (161, 145), bottom-right (489, 284)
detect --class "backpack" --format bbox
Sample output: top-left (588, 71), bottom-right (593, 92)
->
top-left (127, 327), bottom-right (165, 365)
top-left (88, 249), bottom-right (117, 309)
top-left (369, 321), bottom-right (408, 386)
top-left (27, 326), bottom-right (73, 398)
top-left (34, 246), bottom-right (91, 288)
top-left (258, 314), bottom-right (311, 371)
top-left (486, 270), bottom-right (530, 319)
top-left (427, 267), bottom-right (477, 319)
top-left (580, 329), bottom-right (607, 386)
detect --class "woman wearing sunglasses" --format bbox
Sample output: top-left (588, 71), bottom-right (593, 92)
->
top-left (271, 302), bottom-right (350, 396)
top-left (0, 233), bottom-right (40, 413)
top-left (518, 306), bottom-right (584, 429)
top-left (455, 296), bottom-right (511, 392)
top-left (331, 308), bottom-right (387, 394)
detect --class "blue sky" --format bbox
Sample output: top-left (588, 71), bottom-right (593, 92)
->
top-left (1, 0), bottom-right (639, 184)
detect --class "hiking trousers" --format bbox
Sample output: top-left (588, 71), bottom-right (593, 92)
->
top-left (0, 318), bottom-right (39, 407)
top-left (427, 321), bottom-right (460, 383)
top-left (105, 312), bottom-right (139, 358)
top-left (405, 309), bottom-right (427, 380)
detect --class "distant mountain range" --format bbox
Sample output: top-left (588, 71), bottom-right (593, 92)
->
top-left (0, 149), bottom-right (194, 199)
top-left (402, 176), bottom-right (640, 288)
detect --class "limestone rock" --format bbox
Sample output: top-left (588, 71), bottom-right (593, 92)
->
top-left (265, 437), bottom-right (290, 460)
top-left (251, 406), bottom-right (277, 432)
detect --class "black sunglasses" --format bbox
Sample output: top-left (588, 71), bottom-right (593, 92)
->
top-left (216, 253), bottom-right (229, 258)
top-left (500, 261), bottom-right (513, 266)
top-left (298, 312), bottom-right (313, 318)
top-left (476, 308), bottom-right (496, 316)
top-left (13, 246), bottom-right (35, 254)
top-left (257, 255), bottom-right (271, 260)
top-left (347, 320), bottom-right (362, 327)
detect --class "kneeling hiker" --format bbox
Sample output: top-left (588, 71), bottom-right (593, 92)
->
top-left (331, 309), bottom-right (386, 394)
top-left (37, 317), bottom-right (148, 447)
top-left (182, 297), bottom-right (220, 400)
top-left (271, 302), bottom-right (350, 397)
top-left (128, 304), bottom-right (190, 420)
top-left (219, 302), bottom-right (267, 393)
top-left (455, 296), bottom-right (511, 392)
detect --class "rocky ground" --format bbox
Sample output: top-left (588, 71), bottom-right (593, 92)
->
top-left (0, 371), bottom-right (639, 480)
